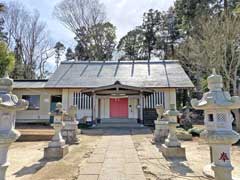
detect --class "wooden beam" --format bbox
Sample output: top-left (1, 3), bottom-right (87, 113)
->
top-left (92, 93), bottom-right (96, 122)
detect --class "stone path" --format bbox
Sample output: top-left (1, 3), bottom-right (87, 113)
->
top-left (78, 129), bottom-right (146, 180)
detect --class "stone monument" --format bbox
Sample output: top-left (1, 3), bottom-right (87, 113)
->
top-left (61, 105), bottom-right (79, 144)
top-left (44, 102), bottom-right (69, 159)
top-left (153, 104), bottom-right (168, 143)
top-left (0, 72), bottom-right (28, 180)
top-left (161, 104), bottom-right (186, 158)
top-left (191, 69), bottom-right (240, 180)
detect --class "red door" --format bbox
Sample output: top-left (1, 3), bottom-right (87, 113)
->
top-left (110, 98), bottom-right (128, 118)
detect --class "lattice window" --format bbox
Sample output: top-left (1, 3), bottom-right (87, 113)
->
top-left (216, 113), bottom-right (226, 122)
top-left (73, 92), bottom-right (92, 110)
top-left (143, 92), bottom-right (165, 108)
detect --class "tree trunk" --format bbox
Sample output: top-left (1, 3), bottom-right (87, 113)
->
top-left (224, 0), bottom-right (228, 16)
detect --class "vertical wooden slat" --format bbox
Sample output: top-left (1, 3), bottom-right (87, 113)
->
top-left (84, 94), bottom-right (87, 109)
top-left (73, 92), bottom-right (75, 106)
top-left (79, 92), bottom-right (82, 109)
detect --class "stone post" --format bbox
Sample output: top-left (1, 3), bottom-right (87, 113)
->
top-left (191, 69), bottom-right (240, 180)
top-left (61, 105), bottom-right (79, 144)
top-left (0, 72), bottom-right (28, 180)
top-left (161, 104), bottom-right (186, 158)
top-left (44, 102), bottom-right (69, 159)
top-left (153, 104), bottom-right (168, 143)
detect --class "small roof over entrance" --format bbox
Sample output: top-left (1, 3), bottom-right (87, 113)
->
top-left (82, 81), bottom-right (153, 96)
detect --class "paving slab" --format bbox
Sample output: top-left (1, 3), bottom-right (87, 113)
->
top-left (78, 175), bottom-right (99, 180)
top-left (77, 129), bottom-right (146, 180)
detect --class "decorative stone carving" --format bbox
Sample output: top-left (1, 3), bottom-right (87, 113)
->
top-left (191, 69), bottom-right (240, 180)
top-left (61, 105), bottom-right (79, 144)
top-left (153, 104), bottom-right (168, 143)
top-left (44, 102), bottom-right (69, 159)
top-left (0, 72), bottom-right (28, 180)
top-left (161, 104), bottom-right (186, 158)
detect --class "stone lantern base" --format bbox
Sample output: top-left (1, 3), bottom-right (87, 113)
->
top-left (61, 121), bottom-right (79, 144)
top-left (203, 164), bottom-right (239, 180)
top-left (44, 121), bottom-right (69, 160)
top-left (153, 120), bottom-right (169, 143)
top-left (44, 145), bottom-right (69, 160)
top-left (161, 144), bottom-right (186, 158)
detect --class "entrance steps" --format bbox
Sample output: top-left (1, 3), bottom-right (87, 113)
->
top-left (96, 118), bottom-right (142, 128)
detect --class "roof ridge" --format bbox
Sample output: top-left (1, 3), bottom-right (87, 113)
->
top-left (61, 60), bottom-right (179, 65)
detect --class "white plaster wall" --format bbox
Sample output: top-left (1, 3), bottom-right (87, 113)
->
top-left (13, 88), bottom-right (62, 123)
top-left (62, 89), bottom-right (76, 111)
top-left (162, 88), bottom-right (176, 110)
top-left (100, 97), bottom-right (110, 119)
top-left (128, 97), bottom-right (138, 119)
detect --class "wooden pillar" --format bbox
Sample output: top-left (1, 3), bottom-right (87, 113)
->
top-left (92, 92), bottom-right (96, 123)
top-left (140, 92), bottom-right (143, 124)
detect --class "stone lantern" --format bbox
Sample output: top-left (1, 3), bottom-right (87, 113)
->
top-left (153, 104), bottom-right (168, 143)
top-left (61, 105), bottom-right (79, 144)
top-left (161, 104), bottom-right (186, 158)
top-left (191, 69), bottom-right (240, 180)
top-left (44, 102), bottom-right (69, 159)
top-left (0, 72), bottom-right (28, 179)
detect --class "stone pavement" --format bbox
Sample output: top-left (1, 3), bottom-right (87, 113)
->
top-left (78, 129), bottom-right (146, 180)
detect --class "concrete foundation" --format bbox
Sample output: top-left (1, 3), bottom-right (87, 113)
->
top-left (161, 144), bottom-right (186, 158)
top-left (44, 145), bottom-right (69, 160)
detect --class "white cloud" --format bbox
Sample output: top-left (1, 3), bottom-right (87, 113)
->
top-left (101, 0), bottom-right (175, 39)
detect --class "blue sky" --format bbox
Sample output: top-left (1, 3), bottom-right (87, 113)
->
top-left (14, 0), bottom-right (175, 72)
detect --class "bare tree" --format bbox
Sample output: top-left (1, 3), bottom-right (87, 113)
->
top-left (53, 0), bottom-right (106, 35)
top-left (4, 1), bottom-right (53, 79)
top-left (177, 14), bottom-right (240, 95)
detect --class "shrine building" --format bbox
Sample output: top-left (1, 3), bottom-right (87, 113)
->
top-left (12, 60), bottom-right (194, 125)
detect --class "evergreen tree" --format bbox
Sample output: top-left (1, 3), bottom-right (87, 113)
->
top-left (65, 47), bottom-right (75, 60)
top-left (117, 28), bottom-right (145, 60)
top-left (0, 42), bottom-right (15, 77)
top-left (74, 22), bottom-right (116, 61)
top-left (0, 3), bottom-right (7, 42)
top-left (11, 39), bottom-right (24, 79)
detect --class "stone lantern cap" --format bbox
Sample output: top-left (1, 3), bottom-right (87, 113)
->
top-left (163, 104), bottom-right (179, 117)
top-left (191, 69), bottom-right (240, 110)
top-left (0, 72), bottom-right (28, 110)
top-left (49, 102), bottom-right (68, 116)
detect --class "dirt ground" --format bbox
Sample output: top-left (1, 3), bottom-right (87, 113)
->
top-left (6, 128), bottom-right (240, 180)
top-left (7, 134), bottom-right (101, 180)
top-left (132, 132), bottom-right (240, 180)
